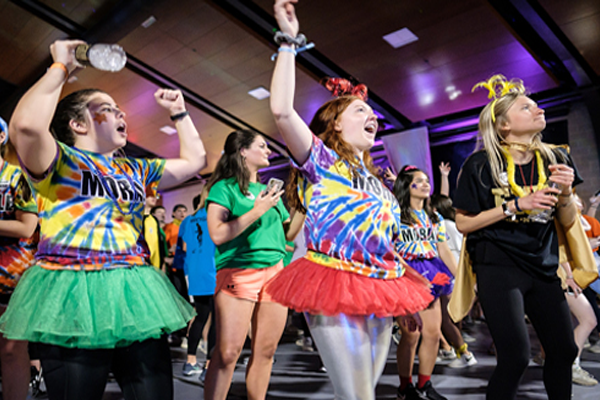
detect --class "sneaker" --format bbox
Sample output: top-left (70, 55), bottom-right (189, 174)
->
top-left (295, 336), bottom-right (314, 352)
top-left (448, 352), bottom-right (478, 369)
top-left (182, 362), bottom-right (202, 376)
top-left (392, 323), bottom-right (402, 345)
top-left (532, 352), bottom-right (545, 366)
top-left (318, 365), bottom-right (327, 373)
top-left (416, 381), bottom-right (448, 400)
top-left (583, 338), bottom-right (591, 349)
top-left (396, 383), bottom-right (420, 400)
top-left (461, 332), bottom-right (476, 343)
top-left (198, 339), bottom-right (207, 354)
top-left (199, 367), bottom-right (207, 385)
top-left (572, 365), bottom-right (598, 386)
top-left (437, 348), bottom-right (457, 361)
top-left (180, 337), bottom-right (188, 349)
top-left (588, 341), bottom-right (600, 354)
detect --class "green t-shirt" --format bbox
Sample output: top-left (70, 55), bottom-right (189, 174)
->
top-left (207, 178), bottom-right (290, 270)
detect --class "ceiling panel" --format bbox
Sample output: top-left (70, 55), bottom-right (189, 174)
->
top-left (539, 0), bottom-right (600, 75)
top-left (0, 0), bottom-right (598, 181)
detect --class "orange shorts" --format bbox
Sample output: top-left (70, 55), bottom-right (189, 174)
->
top-left (215, 262), bottom-right (283, 303)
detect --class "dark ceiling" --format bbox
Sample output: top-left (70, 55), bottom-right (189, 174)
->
top-left (1, 0), bottom-right (599, 182)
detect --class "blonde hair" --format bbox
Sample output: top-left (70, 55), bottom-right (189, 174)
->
top-left (476, 90), bottom-right (564, 187)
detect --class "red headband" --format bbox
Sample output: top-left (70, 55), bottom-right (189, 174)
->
top-left (322, 77), bottom-right (369, 101)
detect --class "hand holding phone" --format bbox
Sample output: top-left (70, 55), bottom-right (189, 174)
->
top-left (264, 178), bottom-right (284, 196)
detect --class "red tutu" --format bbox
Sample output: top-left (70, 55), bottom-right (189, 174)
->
top-left (264, 257), bottom-right (433, 318)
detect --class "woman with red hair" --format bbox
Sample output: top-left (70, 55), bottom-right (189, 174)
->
top-left (265, 1), bottom-right (432, 399)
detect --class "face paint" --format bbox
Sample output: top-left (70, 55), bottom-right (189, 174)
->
top-left (411, 183), bottom-right (417, 189)
top-left (93, 112), bottom-right (108, 125)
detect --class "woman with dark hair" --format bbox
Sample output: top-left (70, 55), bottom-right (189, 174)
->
top-left (263, 2), bottom-right (433, 399)
top-left (203, 129), bottom-right (289, 400)
top-left (0, 39), bottom-right (206, 400)
top-left (0, 116), bottom-right (38, 400)
top-left (392, 166), bottom-right (460, 400)
top-left (452, 75), bottom-right (580, 399)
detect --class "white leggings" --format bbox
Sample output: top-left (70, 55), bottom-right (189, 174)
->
top-left (305, 313), bottom-right (393, 400)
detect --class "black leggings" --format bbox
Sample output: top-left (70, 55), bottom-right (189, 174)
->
top-left (188, 295), bottom-right (216, 359)
top-left (38, 336), bottom-right (172, 400)
top-left (476, 263), bottom-right (577, 400)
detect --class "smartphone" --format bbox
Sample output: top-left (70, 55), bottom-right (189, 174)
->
top-left (264, 178), bottom-right (284, 195)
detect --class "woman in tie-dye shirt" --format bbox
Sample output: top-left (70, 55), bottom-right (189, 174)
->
top-left (0, 40), bottom-right (206, 400)
top-left (0, 116), bottom-right (38, 400)
top-left (392, 165), bottom-right (461, 400)
top-left (265, 2), bottom-right (432, 399)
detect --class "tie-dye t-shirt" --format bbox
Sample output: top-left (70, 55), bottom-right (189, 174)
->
top-left (396, 210), bottom-right (447, 260)
top-left (25, 142), bottom-right (165, 271)
top-left (295, 136), bottom-right (404, 279)
top-left (0, 162), bottom-right (38, 294)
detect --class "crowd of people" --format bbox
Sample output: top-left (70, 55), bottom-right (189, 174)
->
top-left (0, 1), bottom-right (599, 400)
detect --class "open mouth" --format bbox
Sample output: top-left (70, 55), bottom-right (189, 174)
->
top-left (116, 123), bottom-right (127, 135)
top-left (364, 122), bottom-right (378, 135)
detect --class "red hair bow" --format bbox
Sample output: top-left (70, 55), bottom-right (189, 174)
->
top-left (322, 77), bottom-right (369, 101)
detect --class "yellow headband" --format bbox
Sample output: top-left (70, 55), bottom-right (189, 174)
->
top-left (472, 74), bottom-right (526, 123)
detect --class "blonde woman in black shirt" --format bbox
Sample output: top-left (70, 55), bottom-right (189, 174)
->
top-left (454, 75), bottom-right (580, 400)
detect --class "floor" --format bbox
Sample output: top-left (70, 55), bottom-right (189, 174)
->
top-left (11, 318), bottom-right (600, 399)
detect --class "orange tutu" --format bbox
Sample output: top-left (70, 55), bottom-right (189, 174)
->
top-left (264, 257), bottom-right (433, 318)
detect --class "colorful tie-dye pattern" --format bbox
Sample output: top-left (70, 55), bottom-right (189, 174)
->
top-left (295, 136), bottom-right (404, 279)
top-left (0, 162), bottom-right (38, 294)
top-left (396, 209), bottom-right (447, 260)
top-left (24, 142), bottom-right (165, 271)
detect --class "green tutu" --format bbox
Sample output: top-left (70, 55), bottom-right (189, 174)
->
top-left (0, 265), bottom-right (195, 349)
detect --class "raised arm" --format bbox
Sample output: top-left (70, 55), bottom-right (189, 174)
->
top-left (270, 0), bottom-right (312, 164)
top-left (9, 40), bottom-right (85, 176)
top-left (155, 89), bottom-right (207, 190)
top-left (439, 162), bottom-right (450, 196)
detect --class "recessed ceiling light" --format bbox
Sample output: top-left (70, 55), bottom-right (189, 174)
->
top-left (160, 125), bottom-right (177, 135)
top-left (248, 87), bottom-right (270, 100)
top-left (141, 16), bottom-right (156, 28)
top-left (383, 28), bottom-right (418, 49)
top-left (449, 90), bottom-right (462, 100)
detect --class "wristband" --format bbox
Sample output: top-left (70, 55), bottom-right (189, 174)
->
top-left (278, 46), bottom-right (297, 56)
top-left (566, 276), bottom-right (574, 280)
top-left (170, 111), bottom-right (189, 121)
top-left (514, 198), bottom-right (522, 212)
top-left (49, 62), bottom-right (69, 78)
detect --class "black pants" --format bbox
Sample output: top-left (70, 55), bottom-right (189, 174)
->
top-left (476, 263), bottom-right (577, 400)
top-left (38, 336), bottom-right (172, 400)
top-left (188, 295), bottom-right (216, 359)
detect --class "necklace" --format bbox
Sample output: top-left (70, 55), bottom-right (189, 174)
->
top-left (517, 156), bottom-right (535, 193)
top-left (501, 147), bottom-right (547, 205)
top-left (74, 148), bottom-right (139, 216)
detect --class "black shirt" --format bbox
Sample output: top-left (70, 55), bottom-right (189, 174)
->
top-left (453, 149), bottom-right (582, 281)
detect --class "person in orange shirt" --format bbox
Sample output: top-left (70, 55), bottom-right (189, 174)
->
top-left (164, 204), bottom-right (188, 254)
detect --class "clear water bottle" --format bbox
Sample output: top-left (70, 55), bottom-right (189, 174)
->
top-left (75, 44), bottom-right (127, 72)
top-left (528, 182), bottom-right (559, 223)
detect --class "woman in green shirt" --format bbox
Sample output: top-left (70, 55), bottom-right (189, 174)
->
top-left (204, 129), bottom-right (289, 400)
